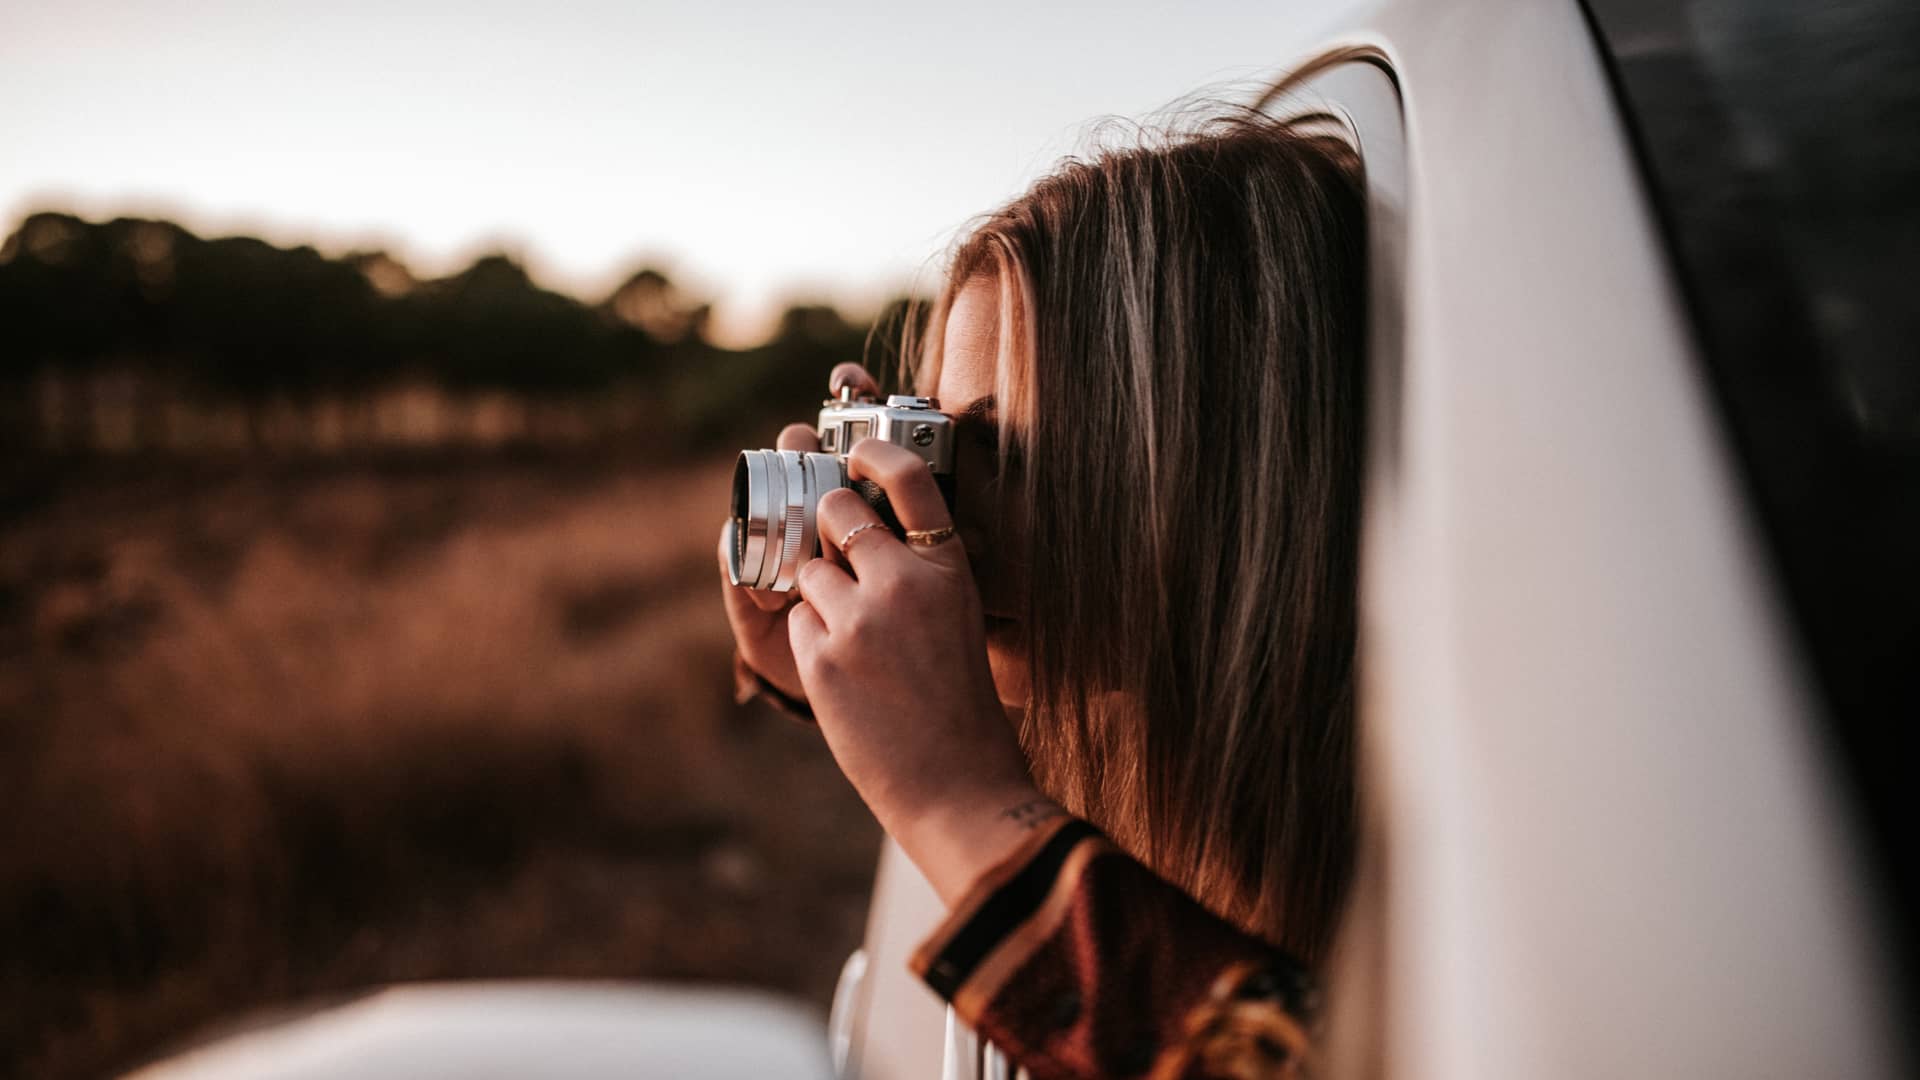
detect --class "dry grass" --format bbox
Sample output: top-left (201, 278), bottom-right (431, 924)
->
top-left (0, 451), bottom-right (880, 1079)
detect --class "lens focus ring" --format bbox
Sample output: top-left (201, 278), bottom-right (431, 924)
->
top-left (728, 447), bottom-right (848, 592)
top-left (773, 453), bottom-right (809, 592)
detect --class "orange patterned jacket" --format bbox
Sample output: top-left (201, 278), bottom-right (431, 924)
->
top-left (910, 816), bottom-right (1320, 1080)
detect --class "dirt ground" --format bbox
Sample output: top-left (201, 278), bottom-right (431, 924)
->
top-left (0, 451), bottom-right (881, 1078)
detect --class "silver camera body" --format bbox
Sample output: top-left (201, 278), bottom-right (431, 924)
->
top-left (726, 389), bottom-right (955, 592)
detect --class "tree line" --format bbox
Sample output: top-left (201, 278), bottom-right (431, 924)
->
top-left (0, 211), bottom-right (914, 453)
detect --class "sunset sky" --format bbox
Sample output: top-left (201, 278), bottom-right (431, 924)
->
top-left (1, 1), bottom-right (1351, 344)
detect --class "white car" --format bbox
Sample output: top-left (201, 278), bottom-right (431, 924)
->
top-left (135, 1), bottom-right (1916, 1077)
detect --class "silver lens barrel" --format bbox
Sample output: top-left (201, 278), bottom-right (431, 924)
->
top-left (727, 449), bottom-right (847, 592)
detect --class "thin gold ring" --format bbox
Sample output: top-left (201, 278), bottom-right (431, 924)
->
top-left (904, 525), bottom-right (956, 547)
top-left (838, 521), bottom-right (887, 551)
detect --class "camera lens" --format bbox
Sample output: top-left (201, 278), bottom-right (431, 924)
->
top-left (726, 449), bottom-right (847, 591)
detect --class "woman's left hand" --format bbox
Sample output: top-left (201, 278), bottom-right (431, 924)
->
top-left (789, 437), bottom-right (1052, 904)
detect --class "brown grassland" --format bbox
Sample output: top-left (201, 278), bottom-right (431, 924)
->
top-left (0, 451), bottom-right (880, 1078)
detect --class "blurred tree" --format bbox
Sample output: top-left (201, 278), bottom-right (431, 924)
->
top-left (668, 301), bottom-right (873, 448)
top-left (0, 209), bottom-right (920, 456)
top-left (404, 254), bottom-right (633, 394)
top-left (601, 267), bottom-right (703, 345)
top-left (0, 213), bottom-right (120, 366)
top-left (343, 250), bottom-right (417, 300)
top-left (171, 237), bottom-right (383, 395)
top-left (0, 213), bottom-right (177, 447)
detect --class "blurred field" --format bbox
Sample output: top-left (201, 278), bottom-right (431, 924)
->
top-left (0, 451), bottom-right (881, 1079)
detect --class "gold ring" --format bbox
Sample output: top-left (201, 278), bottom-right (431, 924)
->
top-left (839, 521), bottom-right (887, 550)
top-left (904, 526), bottom-right (956, 547)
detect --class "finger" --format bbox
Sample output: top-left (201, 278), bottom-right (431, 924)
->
top-left (793, 555), bottom-right (858, 628)
top-left (846, 438), bottom-right (956, 535)
top-left (787, 599), bottom-right (828, 673)
top-left (829, 362), bottom-right (881, 399)
top-left (776, 423), bottom-right (820, 452)
top-left (745, 583), bottom-right (792, 612)
top-left (816, 488), bottom-right (911, 581)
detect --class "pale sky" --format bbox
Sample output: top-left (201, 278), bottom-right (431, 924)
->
top-left (0, 0), bottom-right (1350, 344)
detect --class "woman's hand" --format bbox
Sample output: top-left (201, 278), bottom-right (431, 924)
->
top-left (789, 435), bottom-right (1054, 905)
top-left (717, 364), bottom-right (884, 702)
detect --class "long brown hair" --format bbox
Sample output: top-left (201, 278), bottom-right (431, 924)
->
top-left (911, 109), bottom-right (1366, 962)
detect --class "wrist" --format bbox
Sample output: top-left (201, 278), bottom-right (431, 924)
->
top-left (890, 782), bottom-right (1064, 907)
top-left (732, 652), bottom-right (809, 715)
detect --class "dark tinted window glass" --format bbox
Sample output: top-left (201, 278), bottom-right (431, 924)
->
top-left (1579, 0), bottom-right (1919, 986)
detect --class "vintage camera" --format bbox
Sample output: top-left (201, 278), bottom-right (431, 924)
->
top-left (725, 387), bottom-right (956, 592)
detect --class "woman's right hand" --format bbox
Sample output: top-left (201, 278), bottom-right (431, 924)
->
top-left (717, 363), bottom-right (882, 703)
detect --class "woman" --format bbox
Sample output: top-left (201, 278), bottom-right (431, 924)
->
top-left (720, 108), bottom-right (1366, 1080)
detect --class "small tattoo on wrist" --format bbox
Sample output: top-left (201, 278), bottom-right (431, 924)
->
top-left (1000, 797), bottom-right (1065, 830)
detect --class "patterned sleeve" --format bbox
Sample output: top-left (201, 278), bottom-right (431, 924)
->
top-left (909, 816), bottom-right (1320, 1080)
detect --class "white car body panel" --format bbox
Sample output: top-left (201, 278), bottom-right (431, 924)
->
top-left (124, 982), bottom-right (834, 1080)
